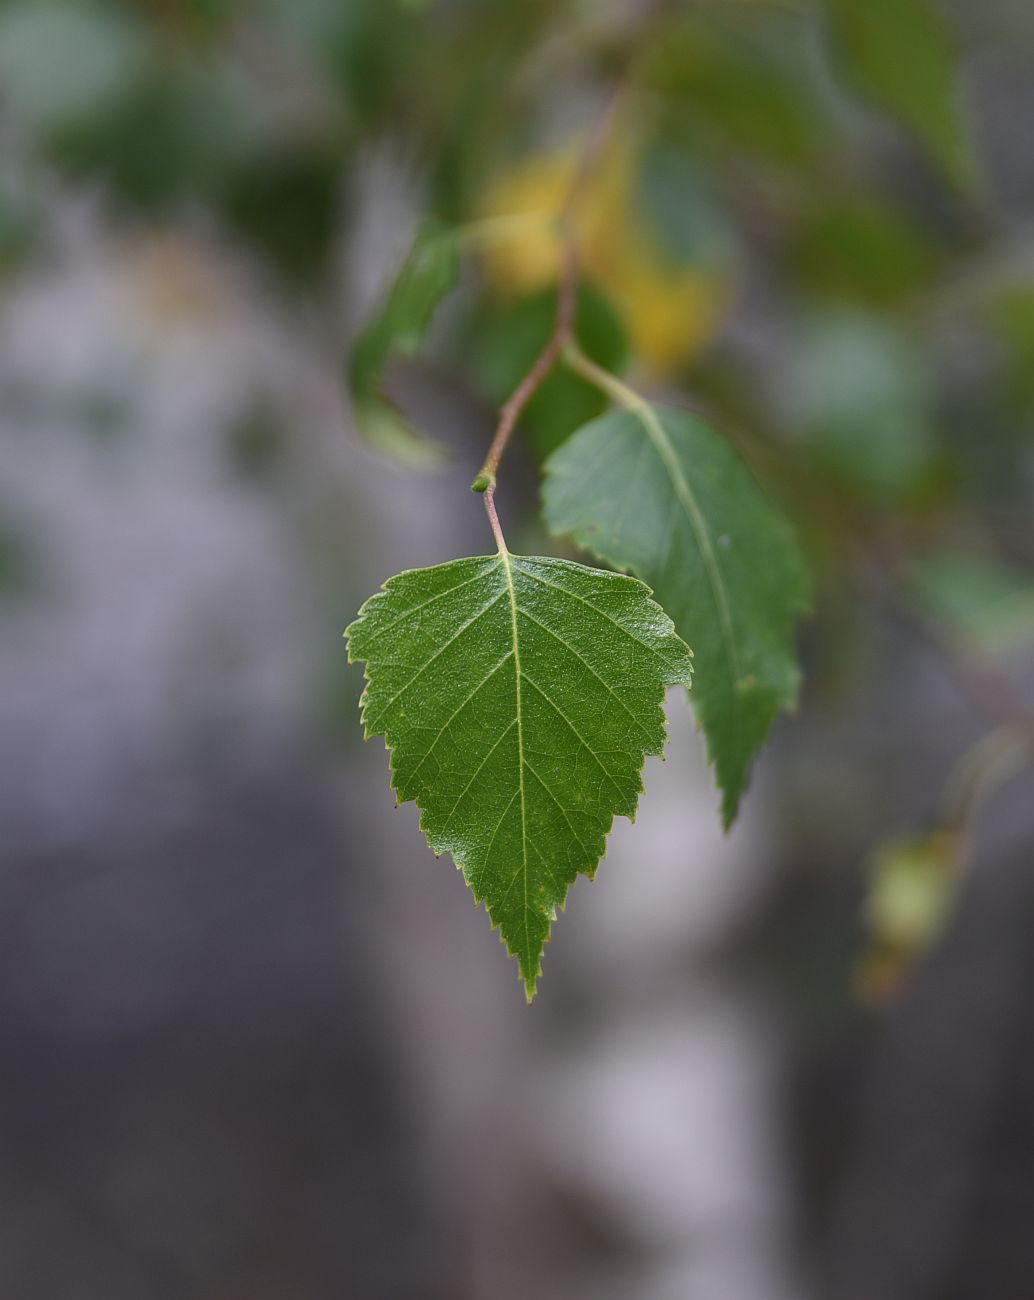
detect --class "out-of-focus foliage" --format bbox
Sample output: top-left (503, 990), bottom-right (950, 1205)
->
top-left (825, 0), bottom-right (976, 190)
top-left (349, 222), bottom-right (460, 463)
top-left (910, 552), bottom-right (1034, 659)
top-left (2, 0), bottom-right (1033, 1002)
top-left (777, 312), bottom-right (938, 502)
top-left (857, 830), bottom-right (962, 1003)
top-left (646, 11), bottom-right (835, 168)
top-left (477, 135), bottom-right (736, 375)
top-left (469, 282), bottom-right (629, 460)
top-left (787, 196), bottom-right (942, 306)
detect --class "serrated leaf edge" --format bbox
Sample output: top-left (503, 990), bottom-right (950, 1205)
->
top-left (345, 553), bottom-right (691, 999)
top-left (542, 399), bottom-right (810, 828)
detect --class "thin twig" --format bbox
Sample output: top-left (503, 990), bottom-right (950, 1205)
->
top-left (474, 234), bottom-right (578, 496)
top-left (471, 41), bottom-right (640, 550)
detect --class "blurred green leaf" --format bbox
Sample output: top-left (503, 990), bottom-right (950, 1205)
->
top-left (779, 313), bottom-right (937, 501)
top-left (51, 57), bottom-right (248, 212)
top-left (348, 222), bottom-right (461, 463)
top-left (635, 137), bottom-right (735, 274)
top-left (858, 826), bottom-right (962, 998)
top-left (324, 0), bottom-right (420, 125)
top-left (224, 143), bottom-right (345, 280)
top-left (866, 833), bottom-right (957, 950)
top-left (989, 287), bottom-right (1034, 415)
top-left (825, 0), bottom-right (975, 189)
top-left (909, 551), bottom-right (1034, 657)
top-left (857, 829), bottom-right (960, 1002)
top-left (650, 15), bottom-right (833, 167)
top-left (348, 396), bottom-right (449, 469)
top-left (789, 197), bottom-right (941, 305)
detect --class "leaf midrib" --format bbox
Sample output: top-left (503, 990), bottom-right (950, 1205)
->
top-left (630, 404), bottom-right (743, 690)
top-left (500, 548), bottom-right (532, 970)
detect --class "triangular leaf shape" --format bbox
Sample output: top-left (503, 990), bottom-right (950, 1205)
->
top-left (543, 402), bottom-right (809, 825)
top-left (346, 553), bottom-right (693, 997)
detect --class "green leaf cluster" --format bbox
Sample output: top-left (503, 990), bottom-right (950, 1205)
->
top-left (344, 200), bottom-right (813, 990)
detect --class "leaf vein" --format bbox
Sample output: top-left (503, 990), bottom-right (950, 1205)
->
top-left (357, 561), bottom-right (500, 647)
top-left (520, 671), bottom-right (626, 801)
top-left (407, 650), bottom-right (514, 782)
top-left (501, 551), bottom-right (532, 975)
top-left (632, 408), bottom-right (743, 686)
top-left (520, 567), bottom-right (681, 675)
top-left (474, 786), bottom-right (521, 896)
top-left (525, 761), bottom-right (594, 864)
top-left (517, 607), bottom-right (653, 744)
top-left (439, 718), bottom-right (517, 839)
top-left (367, 588), bottom-right (507, 728)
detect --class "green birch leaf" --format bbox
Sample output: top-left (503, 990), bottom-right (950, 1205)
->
top-left (347, 221), bottom-right (460, 463)
top-left (346, 552), bottom-right (693, 997)
top-left (543, 402), bottom-right (809, 826)
top-left (825, 0), bottom-right (975, 190)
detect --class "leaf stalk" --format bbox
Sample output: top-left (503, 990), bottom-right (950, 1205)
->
top-left (473, 71), bottom-right (630, 548)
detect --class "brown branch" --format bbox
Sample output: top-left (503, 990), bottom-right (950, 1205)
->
top-left (471, 55), bottom-right (636, 550)
top-left (474, 233), bottom-right (578, 501)
top-left (471, 0), bottom-right (679, 548)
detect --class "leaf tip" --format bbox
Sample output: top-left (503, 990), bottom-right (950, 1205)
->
top-left (719, 786), bottom-right (743, 832)
top-left (520, 950), bottom-right (543, 1002)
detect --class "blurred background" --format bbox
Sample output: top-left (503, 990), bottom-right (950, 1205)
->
top-left (2, 1), bottom-right (1034, 1297)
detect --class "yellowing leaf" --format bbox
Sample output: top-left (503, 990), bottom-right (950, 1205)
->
top-left (477, 137), bottom-right (735, 376)
top-left (477, 152), bottom-right (574, 295)
top-left (603, 247), bottom-right (733, 377)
